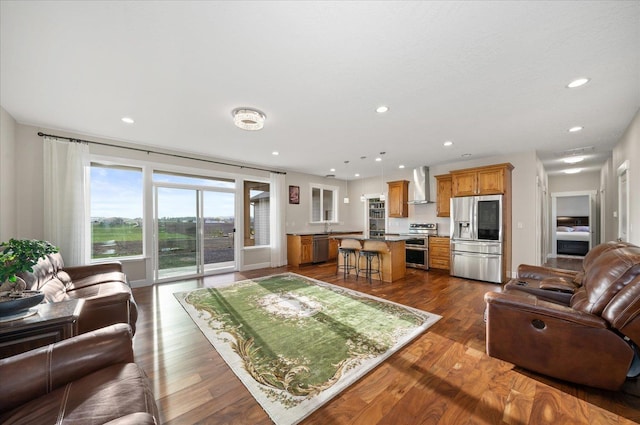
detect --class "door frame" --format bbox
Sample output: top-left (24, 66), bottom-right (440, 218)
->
top-left (153, 182), bottom-right (237, 283)
top-left (617, 160), bottom-right (630, 242)
top-left (549, 190), bottom-right (598, 257)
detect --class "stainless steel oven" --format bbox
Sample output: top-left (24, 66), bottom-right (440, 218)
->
top-left (406, 237), bottom-right (428, 269)
top-left (403, 223), bottom-right (437, 270)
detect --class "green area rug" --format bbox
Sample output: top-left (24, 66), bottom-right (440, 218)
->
top-left (175, 273), bottom-right (441, 425)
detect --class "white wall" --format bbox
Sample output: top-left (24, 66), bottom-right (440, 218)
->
top-left (548, 171), bottom-right (600, 193)
top-left (0, 107), bottom-right (17, 241)
top-left (612, 108), bottom-right (640, 245)
top-left (556, 196), bottom-right (589, 216)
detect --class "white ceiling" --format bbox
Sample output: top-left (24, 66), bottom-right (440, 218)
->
top-left (2, 1), bottom-right (639, 179)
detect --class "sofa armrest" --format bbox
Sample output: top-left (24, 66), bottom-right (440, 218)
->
top-left (485, 291), bottom-right (605, 328)
top-left (538, 277), bottom-right (578, 293)
top-left (517, 264), bottom-right (580, 282)
top-left (0, 324), bottom-right (134, 413)
top-left (64, 261), bottom-right (124, 281)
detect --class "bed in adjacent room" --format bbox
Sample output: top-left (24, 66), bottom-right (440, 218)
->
top-left (556, 216), bottom-right (590, 256)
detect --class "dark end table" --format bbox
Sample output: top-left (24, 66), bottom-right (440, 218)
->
top-left (0, 298), bottom-right (85, 359)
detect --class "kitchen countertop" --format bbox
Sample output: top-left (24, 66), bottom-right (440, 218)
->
top-left (287, 231), bottom-right (363, 236)
top-left (330, 234), bottom-right (413, 242)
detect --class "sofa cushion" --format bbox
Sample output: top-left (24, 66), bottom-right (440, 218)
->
top-left (571, 247), bottom-right (640, 315)
top-left (68, 272), bottom-right (128, 290)
top-left (0, 363), bottom-right (157, 424)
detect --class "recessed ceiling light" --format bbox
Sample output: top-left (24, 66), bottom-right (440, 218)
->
top-left (568, 126), bottom-right (584, 133)
top-left (567, 78), bottom-right (590, 88)
top-left (375, 157), bottom-right (382, 162)
top-left (330, 168), bottom-right (336, 172)
top-left (355, 173), bottom-right (360, 177)
top-left (443, 141), bottom-right (453, 147)
top-left (398, 165), bottom-right (405, 169)
top-left (272, 151), bottom-right (279, 156)
top-left (461, 153), bottom-right (472, 158)
top-left (563, 156), bottom-right (584, 164)
top-left (564, 168), bottom-right (582, 174)
top-left (121, 117), bottom-right (134, 124)
top-left (376, 106), bottom-right (389, 113)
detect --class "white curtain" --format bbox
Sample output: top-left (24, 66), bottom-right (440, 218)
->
top-left (270, 172), bottom-right (287, 267)
top-left (43, 137), bottom-right (89, 266)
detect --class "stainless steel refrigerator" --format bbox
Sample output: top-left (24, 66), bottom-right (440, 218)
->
top-left (450, 194), bottom-right (503, 283)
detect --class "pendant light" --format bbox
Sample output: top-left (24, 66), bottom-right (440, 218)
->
top-left (343, 160), bottom-right (350, 204)
top-left (379, 152), bottom-right (386, 201)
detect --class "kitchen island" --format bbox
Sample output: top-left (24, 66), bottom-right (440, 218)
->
top-left (331, 234), bottom-right (409, 283)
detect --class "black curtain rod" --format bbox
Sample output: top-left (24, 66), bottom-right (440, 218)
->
top-left (37, 132), bottom-right (286, 175)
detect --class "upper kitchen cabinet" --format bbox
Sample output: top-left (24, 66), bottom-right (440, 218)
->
top-left (387, 180), bottom-right (409, 218)
top-left (450, 163), bottom-right (514, 197)
top-left (434, 174), bottom-right (452, 217)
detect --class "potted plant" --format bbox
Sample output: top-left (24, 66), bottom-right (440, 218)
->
top-left (0, 238), bottom-right (58, 297)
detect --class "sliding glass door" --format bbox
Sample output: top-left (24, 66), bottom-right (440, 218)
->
top-left (154, 176), bottom-right (235, 281)
top-left (156, 187), bottom-right (199, 280)
top-left (202, 190), bottom-right (235, 272)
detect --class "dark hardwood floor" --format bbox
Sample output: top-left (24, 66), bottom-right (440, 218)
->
top-left (131, 263), bottom-right (640, 424)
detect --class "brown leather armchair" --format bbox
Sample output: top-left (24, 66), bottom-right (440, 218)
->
top-left (0, 324), bottom-right (159, 424)
top-left (485, 245), bottom-right (640, 390)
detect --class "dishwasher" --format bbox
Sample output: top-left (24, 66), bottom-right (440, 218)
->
top-left (312, 234), bottom-right (329, 263)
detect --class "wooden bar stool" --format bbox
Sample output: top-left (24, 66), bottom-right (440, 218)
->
top-left (336, 247), bottom-right (358, 279)
top-left (358, 250), bottom-right (382, 284)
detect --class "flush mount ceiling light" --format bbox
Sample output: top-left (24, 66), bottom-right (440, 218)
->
top-left (376, 105), bottom-right (389, 113)
top-left (564, 168), bottom-right (582, 174)
top-left (563, 156), bottom-right (584, 164)
top-left (568, 126), bottom-right (584, 132)
top-left (121, 117), bottom-right (134, 124)
top-left (232, 108), bottom-right (266, 131)
top-left (567, 78), bottom-right (590, 88)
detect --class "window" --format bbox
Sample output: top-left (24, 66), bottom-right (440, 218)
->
top-left (310, 184), bottom-right (338, 223)
top-left (244, 181), bottom-right (270, 247)
top-left (153, 171), bottom-right (235, 188)
top-left (90, 163), bottom-right (143, 259)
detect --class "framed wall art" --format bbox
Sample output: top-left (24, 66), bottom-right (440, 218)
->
top-left (289, 185), bottom-right (300, 204)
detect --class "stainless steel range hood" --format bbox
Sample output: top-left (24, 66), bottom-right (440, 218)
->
top-left (407, 166), bottom-right (434, 204)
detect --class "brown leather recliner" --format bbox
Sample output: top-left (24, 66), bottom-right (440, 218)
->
top-left (503, 241), bottom-right (635, 304)
top-left (0, 324), bottom-right (159, 424)
top-left (485, 245), bottom-right (640, 390)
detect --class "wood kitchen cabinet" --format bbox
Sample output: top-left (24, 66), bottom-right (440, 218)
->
top-left (429, 236), bottom-right (450, 270)
top-left (387, 180), bottom-right (409, 218)
top-left (450, 163), bottom-right (514, 197)
top-left (287, 235), bottom-right (313, 266)
top-left (434, 174), bottom-right (452, 217)
top-left (328, 237), bottom-right (339, 260)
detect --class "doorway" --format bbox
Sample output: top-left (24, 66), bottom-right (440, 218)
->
top-left (550, 191), bottom-right (598, 258)
top-left (153, 176), bottom-right (236, 282)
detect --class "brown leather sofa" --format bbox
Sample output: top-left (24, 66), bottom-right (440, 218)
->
top-left (0, 324), bottom-right (159, 424)
top-left (485, 243), bottom-right (640, 390)
top-left (18, 252), bottom-right (138, 334)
